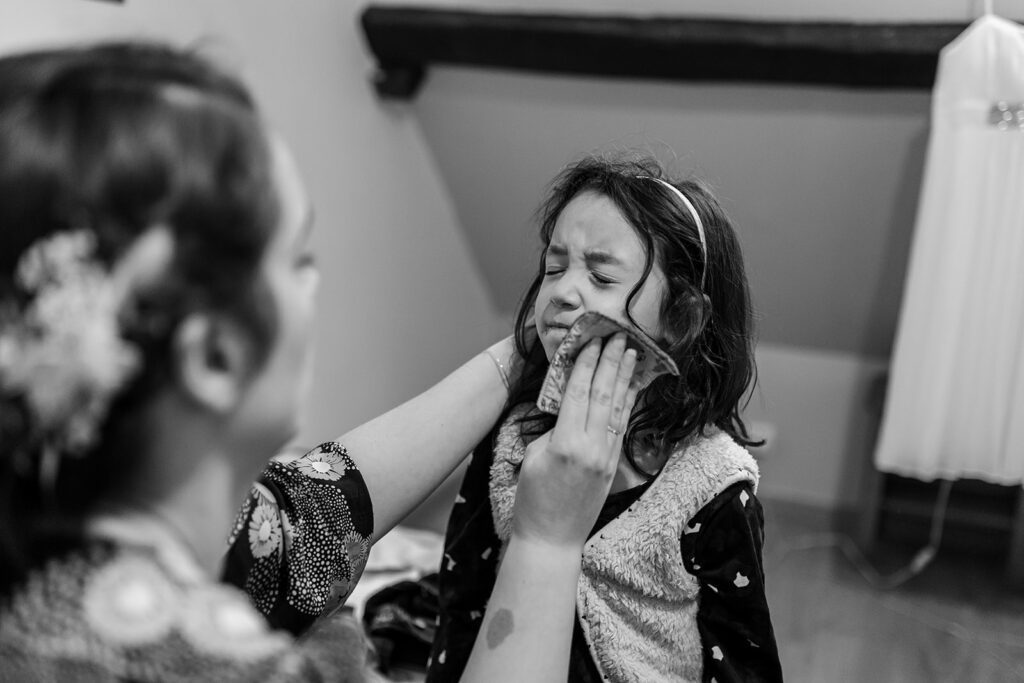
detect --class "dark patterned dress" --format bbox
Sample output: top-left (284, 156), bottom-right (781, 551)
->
top-left (426, 434), bottom-right (784, 683)
top-left (0, 443), bottom-right (377, 682)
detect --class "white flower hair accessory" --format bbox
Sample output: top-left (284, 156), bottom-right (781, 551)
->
top-left (0, 227), bottom-right (172, 458)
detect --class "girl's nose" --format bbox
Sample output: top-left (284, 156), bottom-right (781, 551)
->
top-left (551, 271), bottom-right (583, 309)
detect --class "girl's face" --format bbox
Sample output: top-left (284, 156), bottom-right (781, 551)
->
top-left (535, 191), bottom-right (670, 360)
top-left (230, 137), bottom-right (319, 459)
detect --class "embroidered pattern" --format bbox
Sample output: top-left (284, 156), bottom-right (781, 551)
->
top-left (294, 447), bottom-right (348, 481)
top-left (82, 554), bottom-right (177, 646)
top-left (249, 499), bottom-right (283, 559)
top-left (989, 101), bottom-right (1024, 130)
top-left (223, 442), bottom-right (373, 633)
top-left (0, 542), bottom-right (338, 681)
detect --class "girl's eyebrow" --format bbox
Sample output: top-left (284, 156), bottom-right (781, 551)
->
top-left (584, 249), bottom-right (623, 267)
top-left (546, 243), bottom-right (622, 266)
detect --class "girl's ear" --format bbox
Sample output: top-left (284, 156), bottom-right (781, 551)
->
top-left (661, 292), bottom-right (709, 347)
top-left (173, 312), bottom-right (255, 414)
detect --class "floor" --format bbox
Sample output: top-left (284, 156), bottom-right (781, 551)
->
top-left (371, 500), bottom-right (1024, 682)
top-left (763, 500), bottom-right (1024, 683)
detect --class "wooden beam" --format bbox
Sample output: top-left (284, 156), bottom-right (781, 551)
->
top-left (360, 5), bottom-right (966, 99)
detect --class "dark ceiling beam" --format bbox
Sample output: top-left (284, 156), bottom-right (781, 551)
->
top-left (360, 5), bottom-right (966, 99)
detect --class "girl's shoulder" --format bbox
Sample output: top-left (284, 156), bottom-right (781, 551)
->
top-left (673, 428), bottom-right (758, 473)
top-left (0, 540), bottom-right (369, 682)
top-left (646, 429), bottom-right (759, 516)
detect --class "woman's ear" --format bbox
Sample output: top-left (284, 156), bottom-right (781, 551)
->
top-left (173, 312), bottom-right (255, 414)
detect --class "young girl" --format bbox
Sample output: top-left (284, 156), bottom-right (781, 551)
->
top-left (0, 42), bottom-right (638, 682)
top-left (429, 155), bottom-right (783, 682)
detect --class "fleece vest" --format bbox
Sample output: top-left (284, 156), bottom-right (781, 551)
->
top-left (489, 405), bottom-right (758, 683)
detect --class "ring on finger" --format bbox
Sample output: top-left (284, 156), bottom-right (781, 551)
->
top-left (606, 425), bottom-right (621, 437)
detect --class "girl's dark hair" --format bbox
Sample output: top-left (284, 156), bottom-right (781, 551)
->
top-left (507, 153), bottom-right (761, 474)
top-left (0, 42), bottom-right (279, 591)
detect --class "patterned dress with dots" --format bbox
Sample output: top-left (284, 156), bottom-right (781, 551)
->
top-left (223, 442), bottom-right (374, 636)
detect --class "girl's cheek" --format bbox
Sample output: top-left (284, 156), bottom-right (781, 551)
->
top-left (535, 283), bottom-right (553, 309)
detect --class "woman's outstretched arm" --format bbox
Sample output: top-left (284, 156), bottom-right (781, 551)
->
top-left (339, 337), bottom-right (516, 543)
top-left (461, 335), bottom-right (639, 683)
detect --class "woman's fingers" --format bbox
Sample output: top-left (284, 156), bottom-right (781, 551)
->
top-left (583, 333), bottom-right (627, 436)
top-left (512, 333), bottom-right (640, 550)
top-left (608, 348), bottom-right (638, 442)
top-left (556, 338), bottom-right (602, 434)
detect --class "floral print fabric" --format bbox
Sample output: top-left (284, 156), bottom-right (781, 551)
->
top-left (0, 541), bottom-right (376, 682)
top-left (223, 442), bottom-right (374, 636)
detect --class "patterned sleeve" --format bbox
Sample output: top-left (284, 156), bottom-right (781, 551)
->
top-left (222, 442), bottom-right (374, 636)
top-left (681, 482), bottom-right (783, 683)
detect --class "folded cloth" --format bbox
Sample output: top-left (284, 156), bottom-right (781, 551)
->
top-left (362, 574), bottom-right (440, 675)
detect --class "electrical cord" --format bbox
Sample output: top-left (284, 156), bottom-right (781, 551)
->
top-left (766, 479), bottom-right (1024, 677)
top-left (770, 479), bottom-right (953, 590)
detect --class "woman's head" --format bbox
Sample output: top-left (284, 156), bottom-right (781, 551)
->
top-left (512, 153), bottom-right (759, 468)
top-left (0, 41), bottom-right (317, 583)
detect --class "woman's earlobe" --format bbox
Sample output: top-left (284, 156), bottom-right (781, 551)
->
top-left (173, 313), bottom-right (251, 413)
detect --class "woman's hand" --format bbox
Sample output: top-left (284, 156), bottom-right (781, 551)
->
top-left (512, 333), bottom-right (639, 549)
top-left (459, 333), bottom-right (639, 683)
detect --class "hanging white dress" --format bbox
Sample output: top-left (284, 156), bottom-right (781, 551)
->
top-left (874, 14), bottom-right (1024, 484)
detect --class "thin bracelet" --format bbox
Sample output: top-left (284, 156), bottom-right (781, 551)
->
top-left (486, 350), bottom-right (510, 391)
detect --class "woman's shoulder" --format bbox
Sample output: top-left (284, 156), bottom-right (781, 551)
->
top-left (0, 540), bottom-right (367, 681)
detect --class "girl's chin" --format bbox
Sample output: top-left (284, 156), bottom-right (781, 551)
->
top-left (538, 335), bottom-right (559, 361)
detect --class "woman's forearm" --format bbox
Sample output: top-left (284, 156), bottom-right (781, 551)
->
top-left (337, 339), bottom-right (513, 542)
top-left (460, 537), bottom-right (582, 683)
top-left (460, 337), bottom-right (637, 681)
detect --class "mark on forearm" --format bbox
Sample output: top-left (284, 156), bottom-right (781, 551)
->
top-left (486, 608), bottom-right (514, 649)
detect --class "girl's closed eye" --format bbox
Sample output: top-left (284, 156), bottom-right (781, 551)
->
top-left (544, 265), bottom-right (565, 277)
top-left (590, 271), bottom-right (617, 286)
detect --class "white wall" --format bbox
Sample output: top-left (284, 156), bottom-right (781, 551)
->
top-left (414, 68), bottom-right (930, 358)
top-left (0, 0), bottom-right (507, 449)
top-left (373, 0), bottom-right (987, 512)
top-left (409, 67), bottom-right (916, 512)
top-left (2, 0), bottom-right (989, 516)
top-left (745, 344), bottom-right (888, 509)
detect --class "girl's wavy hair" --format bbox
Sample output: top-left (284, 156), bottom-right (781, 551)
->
top-left (0, 42), bottom-right (279, 591)
top-left (507, 154), bottom-right (761, 474)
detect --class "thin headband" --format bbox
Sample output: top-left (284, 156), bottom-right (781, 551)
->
top-left (640, 176), bottom-right (707, 289)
